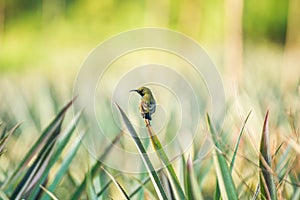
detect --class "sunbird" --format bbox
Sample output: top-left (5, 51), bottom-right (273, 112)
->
top-left (130, 86), bottom-right (156, 121)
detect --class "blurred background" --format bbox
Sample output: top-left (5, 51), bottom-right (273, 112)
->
top-left (0, 0), bottom-right (299, 79)
top-left (0, 0), bottom-right (299, 131)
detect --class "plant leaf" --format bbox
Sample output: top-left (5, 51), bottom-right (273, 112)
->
top-left (259, 111), bottom-right (277, 200)
top-left (26, 110), bottom-right (82, 199)
top-left (230, 111), bottom-right (252, 173)
top-left (185, 156), bottom-right (203, 200)
top-left (206, 114), bottom-right (238, 200)
top-left (101, 167), bottom-right (130, 200)
top-left (71, 131), bottom-right (123, 199)
top-left (215, 111), bottom-right (251, 199)
top-left (10, 99), bottom-right (76, 199)
top-left (3, 99), bottom-right (75, 190)
top-left (0, 123), bottom-right (21, 156)
top-left (146, 123), bottom-right (186, 200)
top-left (115, 103), bottom-right (168, 200)
top-left (86, 169), bottom-right (98, 200)
top-left (39, 185), bottom-right (59, 200)
top-left (41, 131), bottom-right (84, 200)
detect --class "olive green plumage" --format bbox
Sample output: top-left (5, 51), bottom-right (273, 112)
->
top-left (130, 86), bottom-right (156, 120)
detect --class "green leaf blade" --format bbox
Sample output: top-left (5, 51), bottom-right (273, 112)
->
top-left (259, 111), bottom-right (277, 200)
top-left (116, 103), bottom-right (168, 200)
top-left (207, 114), bottom-right (238, 200)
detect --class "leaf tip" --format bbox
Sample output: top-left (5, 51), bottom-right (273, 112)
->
top-left (263, 110), bottom-right (269, 133)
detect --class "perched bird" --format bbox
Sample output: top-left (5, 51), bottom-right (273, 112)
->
top-left (130, 86), bottom-right (156, 121)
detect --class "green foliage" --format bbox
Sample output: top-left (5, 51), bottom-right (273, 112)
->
top-left (116, 103), bottom-right (169, 200)
top-left (0, 99), bottom-right (83, 199)
top-left (259, 111), bottom-right (277, 200)
top-left (42, 132), bottom-right (83, 200)
top-left (0, 79), bottom-right (299, 199)
top-left (207, 114), bottom-right (238, 200)
top-left (244, 0), bottom-right (288, 43)
top-left (145, 121), bottom-right (186, 200)
top-left (0, 0), bottom-right (291, 71)
top-left (214, 111), bottom-right (252, 200)
top-left (0, 4), bottom-right (299, 194)
top-left (185, 156), bottom-right (203, 200)
top-left (71, 131), bottom-right (123, 199)
top-left (0, 123), bottom-right (21, 157)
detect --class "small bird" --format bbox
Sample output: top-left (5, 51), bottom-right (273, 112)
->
top-left (130, 86), bottom-right (156, 121)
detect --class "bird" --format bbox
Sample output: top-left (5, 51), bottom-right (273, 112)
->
top-left (130, 86), bottom-right (156, 121)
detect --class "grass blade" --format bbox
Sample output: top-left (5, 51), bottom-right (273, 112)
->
top-left (101, 167), bottom-right (130, 200)
top-left (10, 99), bottom-right (76, 199)
top-left (206, 114), bottom-right (238, 200)
top-left (215, 111), bottom-right (251, 199)
top-left (97, 178), bottom-right (113, 197)
top-left (86, 169), bottom-right (98, 200)
top-left (230, 111), bottom-right (252, 172)
top-left (116, 103), bottom-right (168, 200)
top-left (39, 185), bottom-right (59, 200)
top-left (41, 131), bottom-right (84, 200)
top-left (26, 110), bottom-right (82, 199)
top-left (185, 156), bottom-right (203, 200)
top-left (129, 176), bottom-right (151, 198)
top-left (11, 140), bottom-right (56, 199)
top-left (145, 122), bottom-right (186, 200)
top-left (3, 99), bottom-right (75, 190)
top-left (259, 111), bottom-right (277, 200)
top-left (0, 123), bottom-right (21, 156)
top-left (97, 170), bottom-right (109, 200)
top-left (71, 131), bottom-right (123, 199)
top-left (161, 172), bottom-right (176, 200)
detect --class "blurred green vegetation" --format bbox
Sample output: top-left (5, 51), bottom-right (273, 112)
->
top-left (243, 0), bottom-right (288, 44)
top-left (0, 1), bottom-right (299, 199)
top-left (0, 0), bottom-right (291, 71)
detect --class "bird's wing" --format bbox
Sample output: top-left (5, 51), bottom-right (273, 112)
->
top-left (140, 100), bottom-right (149, 113)
top-left (149, 102), bottom-right (156, 114)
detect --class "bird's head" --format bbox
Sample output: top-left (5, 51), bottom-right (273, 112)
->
top-left (130, 86), bottom-right (151, 97)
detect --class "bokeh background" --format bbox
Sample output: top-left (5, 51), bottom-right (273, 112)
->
top-left (0, 0), bottom-right (300, 199)
top-left (0, 0), bottom-right (299, 78)
top-left (1, 0), bottom-right (299, 140)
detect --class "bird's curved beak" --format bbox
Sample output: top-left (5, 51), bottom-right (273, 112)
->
top-left (130, 89), bottom-right (138, 92)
